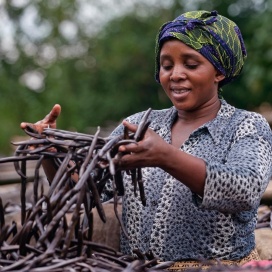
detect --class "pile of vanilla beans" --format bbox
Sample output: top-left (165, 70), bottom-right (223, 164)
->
top-left (0, 109), bottom-right (173, 271)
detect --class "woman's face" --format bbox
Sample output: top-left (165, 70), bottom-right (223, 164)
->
top-left (159, 39), bottom-right (224, 112)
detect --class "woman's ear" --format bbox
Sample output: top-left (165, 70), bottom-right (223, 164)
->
top-left (215, 70), bottom-right (225, 83)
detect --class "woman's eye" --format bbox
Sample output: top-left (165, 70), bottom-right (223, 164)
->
top-left (185, 64), bottom-right (198, 69)
top-left (162, 65), bottom-right (172, 70)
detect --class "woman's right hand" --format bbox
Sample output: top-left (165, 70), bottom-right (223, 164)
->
top-left (20, 104), bottom-right (61, 134)
top-left (20, 104), bottom-right (62, 183)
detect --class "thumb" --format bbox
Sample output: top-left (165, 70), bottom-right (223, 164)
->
top-left (20, 122), bottom-right (28, 130)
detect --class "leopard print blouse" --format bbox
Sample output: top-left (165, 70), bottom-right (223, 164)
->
top-left (102, 99), bottom-right (272, 262)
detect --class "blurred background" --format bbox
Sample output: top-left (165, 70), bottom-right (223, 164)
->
top-left (1, 0), bottom-right (272, 156)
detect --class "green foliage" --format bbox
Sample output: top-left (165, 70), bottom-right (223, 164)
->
top-left (0, 0), bottom-right (272, 155)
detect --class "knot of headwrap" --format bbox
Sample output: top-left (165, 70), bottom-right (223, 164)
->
top-left (155, 10), bottom-right (247, 87)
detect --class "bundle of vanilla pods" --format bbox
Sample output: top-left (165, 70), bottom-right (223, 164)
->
top-left (0, 108), bottom-right (174, 271)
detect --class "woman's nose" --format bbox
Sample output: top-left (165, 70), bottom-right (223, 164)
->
top-left (170, 66), bottom-right (186, 81)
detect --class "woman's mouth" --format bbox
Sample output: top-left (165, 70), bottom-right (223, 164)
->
top-left (169, 87), bottom-right (191, 100)
top-left (171, 88), bottom-right (190, 94)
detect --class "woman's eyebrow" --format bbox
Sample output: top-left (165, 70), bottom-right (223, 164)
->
top-left (182, 52), bottom-right (202, 60)
top-left (160, 52), bottom-right (201, 61)
top-left (160, 54), bottom-right (171, 60)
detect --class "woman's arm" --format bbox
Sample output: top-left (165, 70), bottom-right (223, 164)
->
top-left (117, 119), bottom-right (272, 213)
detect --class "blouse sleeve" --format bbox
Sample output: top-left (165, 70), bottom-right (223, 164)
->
top-left (196, 115), bottom-right (272, 213)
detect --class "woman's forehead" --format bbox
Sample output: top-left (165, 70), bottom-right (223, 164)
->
top-left (160, 40), bottom-right (202, 59)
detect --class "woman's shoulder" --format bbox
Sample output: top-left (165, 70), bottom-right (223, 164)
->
top-left (218, 100), bottom-right (271, 143)
top-left (231, 104), bottom-right (272, 142)
top-left (235, 106), bottom-right (270, 128)
top-left (221, 99), bottom-right (270, 126)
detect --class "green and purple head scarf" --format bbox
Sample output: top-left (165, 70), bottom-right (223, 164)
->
top-left (155, 10), bottom-right (247, 87)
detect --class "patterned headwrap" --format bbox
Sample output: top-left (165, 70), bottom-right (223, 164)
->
top-left (155, 10), bottom-right (247, 87)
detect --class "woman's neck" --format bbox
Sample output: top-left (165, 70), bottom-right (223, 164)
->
top-left (177, 98), bottom-right (221, 125)
top-left (171, 99), bottom-right (221, 147)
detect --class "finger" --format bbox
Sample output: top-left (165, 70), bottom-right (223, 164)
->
top-left (118, 142), bottom-right (138, 153)
top-left (44, 104), bottom-right (61, 123)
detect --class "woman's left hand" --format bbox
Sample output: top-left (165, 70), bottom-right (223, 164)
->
top-left (116, 120), bottom-right (168, 169)
top-left (117, 120), bottom-right (206, 196)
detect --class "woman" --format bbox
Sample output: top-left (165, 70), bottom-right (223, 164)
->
top-left (21, 10), bottom-right (272, 269)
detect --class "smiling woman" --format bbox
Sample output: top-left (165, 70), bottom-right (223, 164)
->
top-left (103, 10), bottom-right (272, 268)
top-left (20, 9), bottom-right (272, 271)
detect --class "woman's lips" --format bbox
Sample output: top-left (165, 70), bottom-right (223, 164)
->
top-left (170, 87), bottom-right (191, 99)
top-left (171, 88), bottom-right (190, 94)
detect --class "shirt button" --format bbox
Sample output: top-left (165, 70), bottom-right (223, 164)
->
top-left (143, 236), bottom-right (149, 243)
top-left (151, 200), bottom-right (157, 206)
